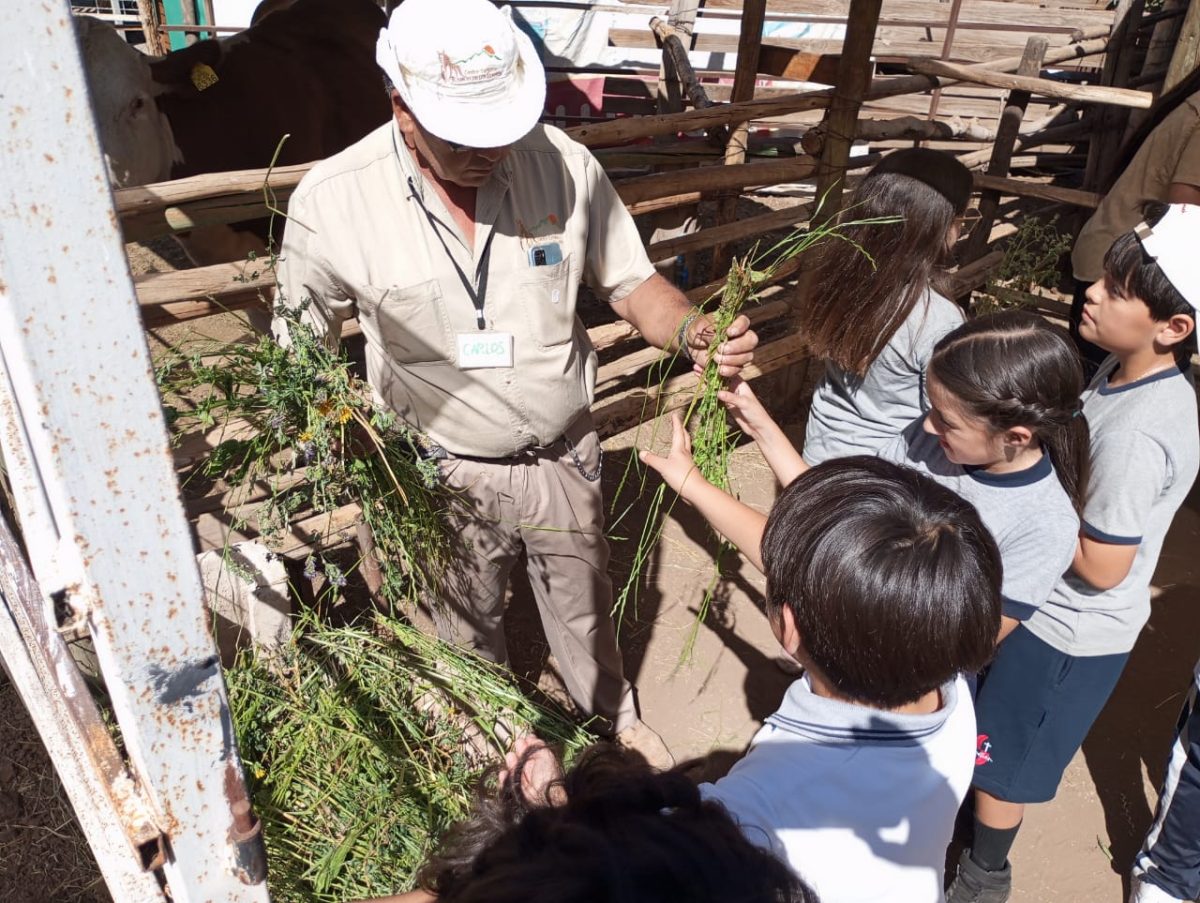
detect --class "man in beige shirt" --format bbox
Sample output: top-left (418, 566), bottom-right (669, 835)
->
top-left (275, 0), bottom-right (756, 762)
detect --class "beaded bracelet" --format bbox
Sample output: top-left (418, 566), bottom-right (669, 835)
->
top-left (675, 308), bottom-right (703, 362)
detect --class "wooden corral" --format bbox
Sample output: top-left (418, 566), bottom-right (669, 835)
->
top-left (101, 0), bottom-right (1197, 561)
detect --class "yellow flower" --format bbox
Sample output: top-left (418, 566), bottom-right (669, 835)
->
top-left (316, 401), bottom-right (333, 416)
top-left (299, 431), bottom-right (313, 442)
top-left (338, 407), bottom-right (353, 424)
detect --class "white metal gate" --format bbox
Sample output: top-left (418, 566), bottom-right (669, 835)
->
top-left (0, 2), bottom-right (272, 899)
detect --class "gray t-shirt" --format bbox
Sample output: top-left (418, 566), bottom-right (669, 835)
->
top-left (881, 420), bottom-right (1079, 621)
top-left (1032, 358), bottom-right (1199, 656)
top-left (804, 288), bottom-right (963, 465)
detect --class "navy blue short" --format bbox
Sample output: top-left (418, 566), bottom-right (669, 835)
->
top-left (972, 627), bottom-right (1129, 803)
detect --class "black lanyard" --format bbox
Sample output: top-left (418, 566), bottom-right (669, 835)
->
top-left (408, 176), bottom-right (495, 331)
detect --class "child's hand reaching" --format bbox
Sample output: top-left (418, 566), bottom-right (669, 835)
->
top-left (716, 377), bottom-right (777, 444)
top-left (639, 412), bottom-right (708, 501)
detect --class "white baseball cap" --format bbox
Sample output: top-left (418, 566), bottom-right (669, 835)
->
top-left (376, 0), bottom-right (546, 149)
top-left (1135, 203), bottom-right (1200, 311)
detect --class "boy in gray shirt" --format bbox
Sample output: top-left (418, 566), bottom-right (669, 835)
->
top-left (951, 204), bottom-right (1200, 903)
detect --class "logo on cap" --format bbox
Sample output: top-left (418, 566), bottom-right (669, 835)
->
top-left (437, 45), bottom-right (505, 86)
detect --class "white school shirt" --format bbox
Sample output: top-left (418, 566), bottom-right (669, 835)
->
top-left (701, 675), bottom-right (976, 903)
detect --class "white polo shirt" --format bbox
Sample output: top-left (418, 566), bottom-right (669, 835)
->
top-left (701, 675), bottom-right (977, 902)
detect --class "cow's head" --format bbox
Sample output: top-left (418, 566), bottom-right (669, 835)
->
top-left (74, 16), bottom-right (180, 188)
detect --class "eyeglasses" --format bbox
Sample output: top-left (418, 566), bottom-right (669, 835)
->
top-left (955, 207), bottom-right (983, 235)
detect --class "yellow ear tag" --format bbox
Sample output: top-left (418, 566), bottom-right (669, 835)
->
top-left (190, 62), bottom-right (219, 91)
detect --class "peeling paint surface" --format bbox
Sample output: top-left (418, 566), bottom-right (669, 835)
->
top-left (0, 2), bottom-right (270, 900)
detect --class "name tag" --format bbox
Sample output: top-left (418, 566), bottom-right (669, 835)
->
top-left (457, 332), bottom-right (514, 369)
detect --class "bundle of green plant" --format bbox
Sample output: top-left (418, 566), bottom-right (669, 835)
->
top-left (976, 214), bottom-right (1073, 315)
top-left (611, 210), bottom-right (901, 660)
top-left (227, 611), bottom-right (593, 902)
top-left (155, 304), bottom-right (446, 605)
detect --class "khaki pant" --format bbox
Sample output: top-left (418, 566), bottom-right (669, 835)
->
top-left (430, 414), bottom-right (638, 733)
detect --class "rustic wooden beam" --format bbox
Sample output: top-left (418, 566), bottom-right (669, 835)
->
top-left (116, 163), bottom-right (310, 242)
top-left (1125, 0), bottom-right (1184, 133)
top-left (654, 0), bottom-right (699, 116)
top-left (905, 58), bottom-right (1153, 108)
top-left (647, 203), bottom-right (812, 261)
top-left (1083, 0), bottom-right (1145, 190)
top-left (972, 173), bottom-right (1101, 208)
top-left (815, 0), bottom-right (884, 215)
top-left (115, 37), bottom-right (1114, 248)
top-left (964, 37), bottom-right (1049, 263)
top-left (712, 0), bottom-right (770, 277)
top-left (1164, 0), bottom-right (1200, 92)
top-left (650, 16), bottom-right (716, 116)
top-left (614, 156), bottom-right (817, 205)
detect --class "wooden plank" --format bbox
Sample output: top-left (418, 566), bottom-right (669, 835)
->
top-left (757, 46), bottom-right (841, 83)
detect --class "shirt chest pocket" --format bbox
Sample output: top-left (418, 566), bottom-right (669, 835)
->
top-left (361, 280), bottom-right (453, 365)
top-left (519, 256), bottom-right (575, 350)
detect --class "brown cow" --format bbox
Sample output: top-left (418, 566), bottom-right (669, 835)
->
top-left (76, 0), bottom-right (389, 263)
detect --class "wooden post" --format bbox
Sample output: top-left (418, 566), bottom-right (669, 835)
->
top-left (136, 0), bottom-right (170, 56)
top-left (963, 37), bottom-right (1049, 263)
top-left (1164, 0), bottom-right (1200, 93)
top-left (1129, 0), bottom-right (1186, 111)
top-left (711, 0), bottom-right (768, 278)
top-left (814, 0), bottom-right (884, 217)
top-left (1083, 0), bottom-right (1145, 190)
top-left (655, 0), bottom-right (699, 115)
top-left (650, 2), bottom-right (706, 288)
top-left (924, 0), bottom-right (965, 127)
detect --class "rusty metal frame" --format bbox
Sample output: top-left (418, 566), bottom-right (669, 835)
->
top-left (0, 2), bottom-right (270, 900)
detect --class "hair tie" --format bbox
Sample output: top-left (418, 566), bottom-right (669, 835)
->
top-left (1072, 409), bottom-right (1083, 419)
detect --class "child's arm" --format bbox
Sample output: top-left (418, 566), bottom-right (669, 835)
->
top-left (640, 413), bottom-right (769, 572)
top-left (997, 616), bottom-right (1022, 643)
top-left (1069, 429), bottom-right (1159, 591)
top-left (350, 892), bottom-right (436, 903)
top-left (716, 378), bottom-right (810, 486)
top-left (1071, 535), bottom-right (1138, 591)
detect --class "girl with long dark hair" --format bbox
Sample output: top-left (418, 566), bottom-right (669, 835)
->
top-left (799, 147), bottom-right (974, 464)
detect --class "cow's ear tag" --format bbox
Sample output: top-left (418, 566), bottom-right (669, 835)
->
top-left (190, 63), bottom-right (219, 91)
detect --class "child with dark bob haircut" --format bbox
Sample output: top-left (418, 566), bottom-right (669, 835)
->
top-left (759, 457), bottom-right (1001, 709)
top-left (638, 448), bottom-right (1002, 901)
top-left (356, 739), bottom-right (819, 903)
